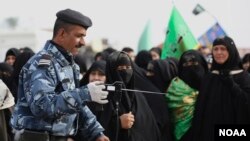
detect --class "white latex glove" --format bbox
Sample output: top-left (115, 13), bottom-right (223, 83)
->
top-left (87, 81), bottom-right (109, 104)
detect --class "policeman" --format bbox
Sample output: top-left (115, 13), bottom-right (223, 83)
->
top-left (11, 9), bottom-right (109, 141)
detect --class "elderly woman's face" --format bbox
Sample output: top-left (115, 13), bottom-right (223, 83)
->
top-left (212, 45), bottom-right (229, 64)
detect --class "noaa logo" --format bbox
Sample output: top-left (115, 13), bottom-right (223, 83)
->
top-left (219, 129), bottom-right (246, 136)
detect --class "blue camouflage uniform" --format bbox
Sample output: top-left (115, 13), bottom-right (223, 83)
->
top-left (11, 41), bottom-right (104, 140)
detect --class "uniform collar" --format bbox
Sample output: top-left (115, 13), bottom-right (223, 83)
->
top-left (44, 40), bottom-right (71, 67)
top-left (50, 41), bottom-right (74, 64)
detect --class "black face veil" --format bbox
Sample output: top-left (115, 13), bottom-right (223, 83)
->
top-left (178, 50), bottom-right (208, 90)
top-left (102, 51), bottom-right (161, 141)
top-left (106, 51), bottom-right (134, 88)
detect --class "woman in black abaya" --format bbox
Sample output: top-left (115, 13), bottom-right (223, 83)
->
top-left (134, 61), bottom-right (174, 141)
top-left (135, 50), bottom-right (152, 71)
top-left (80, 60), bottom-right (107, 116)
top-left (146, 58), bottom-right (178, 93)
top-left (166, 50), bottom-right (208, 141)
top-left (99, 51), bottom-right (160, 141)
top-left (192, 36), bottom-right (250, 141)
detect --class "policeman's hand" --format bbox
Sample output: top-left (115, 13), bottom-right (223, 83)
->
top-left (120, 111), bottom-right (135, 129)
top-left (87, 81), bottom-right (109, 104)
top-left (96, 135), bottom-right (110, 141)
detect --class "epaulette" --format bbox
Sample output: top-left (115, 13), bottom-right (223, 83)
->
top-left (38, 54), bottom-right (52, 67)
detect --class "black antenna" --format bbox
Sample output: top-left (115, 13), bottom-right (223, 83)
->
top-left (114, 81), bottom-right (123, 141)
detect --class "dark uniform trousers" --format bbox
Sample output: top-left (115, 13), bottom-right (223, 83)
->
top-left (19, 130), bottom-right (68, 141)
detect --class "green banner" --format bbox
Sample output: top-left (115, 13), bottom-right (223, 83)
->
top-left (161, 7), bottom-right (198, 59)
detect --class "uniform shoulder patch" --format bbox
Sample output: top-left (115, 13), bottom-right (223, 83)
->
top-left (38, 54), bottom-right (52, 67)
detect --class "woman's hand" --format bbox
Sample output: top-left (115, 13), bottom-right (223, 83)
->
top-left (120, 111), bottom-right (135, 129)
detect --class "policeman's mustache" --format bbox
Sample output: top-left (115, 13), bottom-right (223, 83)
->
top-left (75, 44), bottom-right (83, 48)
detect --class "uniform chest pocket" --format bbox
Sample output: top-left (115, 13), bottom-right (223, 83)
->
top-left (57, 66), bottom-right (76, 91)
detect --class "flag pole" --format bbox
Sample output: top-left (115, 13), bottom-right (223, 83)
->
top-left (171, 0), bottom-right (176, 6)
top-left (205, 9), bottom-right (218, 22)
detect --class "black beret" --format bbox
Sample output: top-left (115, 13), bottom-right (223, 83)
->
top-left (56, 9), bottom-right (92, 29)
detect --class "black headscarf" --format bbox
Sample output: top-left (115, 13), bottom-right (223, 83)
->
top-left (242, 53), bottom-right (250, 73)
top-left (100, 47), bottom-right (117, 61)
top-left (147, 58), bottom-right (178, 93)
top-left (135, 50), bottom-right (152, 71)
top-left (4, 48), bottom-right (20, 62)
top-left (80, 60), bottom-right (106, 86)
top-left (211, 36), bottom-right (242, 70)
top-left (150, 47), bottom-right (162, 56)
top-left (178, 50), bottom-right (208, 90)
top-left (0, 62), bottom-right (13, 89)
top-left (242, 53), bottom-right (250, 64)
top-left (98, 51), bottom-right (160, 141)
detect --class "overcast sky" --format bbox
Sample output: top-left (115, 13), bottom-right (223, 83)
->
top-left (0, 0), bottom-right (250, 52)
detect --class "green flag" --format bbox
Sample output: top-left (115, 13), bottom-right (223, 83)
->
top-left (138, 20), bottom-right (152, 52)
top-left (161, 7), bottom-right (198, 59)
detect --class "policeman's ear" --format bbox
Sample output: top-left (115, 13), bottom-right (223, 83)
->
top-left (57, 28), bottom-right (66, 38)
top-left (56, 28), bottom-right (70, 43)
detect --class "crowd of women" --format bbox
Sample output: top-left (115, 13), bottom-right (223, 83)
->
top-left (1, 36), bottom-right (250, 141)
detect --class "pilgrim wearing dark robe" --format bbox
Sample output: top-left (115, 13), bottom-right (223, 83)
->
top-left (146, 58), bottom-right (178, 93)
top-left (0, 63), bottom-right (14, 141)
top-left (80, 60), bottom-right (106, 86)
top-left (135, 50), bottom-right (152, 72)
top-left (166, 50), bottom-right (208, 141)
top-left (10, 51), bottom-right (35, 103)
top-left (8, 51), bottom-right (34, 141)
top-left (133, 62), bottom-right (174, 141)
top-left (80, 60), bottom-right (106, 115)
top-left (98, 51), bottom-right (161, 141)
top-left (150, 47), bottom-right (162, 60)
top-left (4, 48), bottom-right (20, 66)
top-left (192, 36), bottom-right (250, 141)
top-left (242, 53), bottom-right (250, 73)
